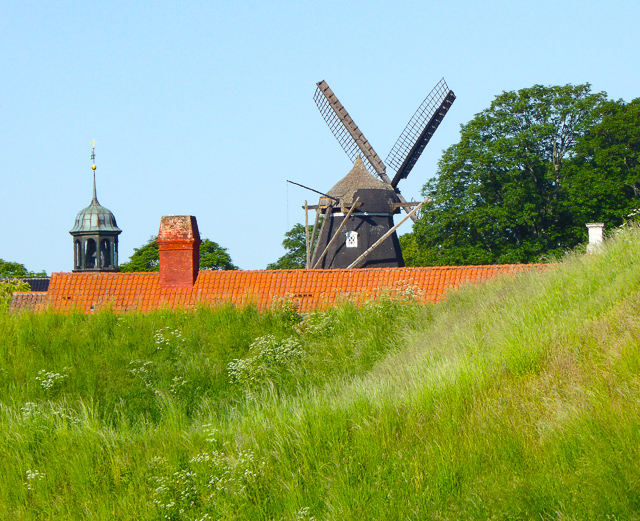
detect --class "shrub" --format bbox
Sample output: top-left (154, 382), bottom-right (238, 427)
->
top-left (0, 279), bottom-right (30, 307)
top-left (227, 335), bottom-right (304, 392)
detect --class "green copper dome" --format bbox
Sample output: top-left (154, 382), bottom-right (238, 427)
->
top-left (70, 148), bottom-right (122, 273)
top-left (70, 198), bottom-right (121, 234)
top-left (69, 173), bottom-right (121, 235)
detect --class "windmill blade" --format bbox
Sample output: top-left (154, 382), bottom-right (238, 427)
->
top-left (386, 78), bottom-right (456, 188)
top-left (314, 80), bottom-right (388, 182)
top-left (314, 80), bottom-right (419, 223)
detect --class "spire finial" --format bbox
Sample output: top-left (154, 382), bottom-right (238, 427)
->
top-left (91, 140), bottom-right (98, 203)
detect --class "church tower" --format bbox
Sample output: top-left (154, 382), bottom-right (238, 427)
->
top-left (69, 142), bottom-right (122, 272)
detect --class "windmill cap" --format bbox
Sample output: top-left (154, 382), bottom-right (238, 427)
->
top-left (326, 157), bottom-right (392, 204)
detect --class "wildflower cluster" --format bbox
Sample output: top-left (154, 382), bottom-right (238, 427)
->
top-left (201, 424), bottom-right (218, 444)
top-left (20, 402), bottom-right (40, 420)
top-left (50, 402), bottom-right (81, 426)
top-left (626, 208), bottom-right (640, 222)
top-left (614, 209), bottom-right (640, 245)
top-left (271, 296), bottom-right (302, 327)
top-left (298, 311), bottom-right (335, 336)
top-left (24, 469), bottom-right (45, 491)
top-left (169, 375), bottom-right (188, 396)
top-left (195, 449), bottom-right (264, 497)
top-left (149, 442), bottom-right (266, 519)
top-left (128, 359), bottom-right (155, 390)
top-left (363, 295), bottom-right (403, 320)
top-left (151, 469), bottom-right (198, 519)
top-left (227, 335), bottom-right (303, 390)
top-left (154, 327), bottom-right (185, 352)
top-left (399, 283), bottom-right (423, 301)
top-left (35, 369), bottom-right (68, 392)
top-left (296, 506), bottom-right (317, 521)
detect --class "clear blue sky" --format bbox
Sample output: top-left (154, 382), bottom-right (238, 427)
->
top-left (2, 0), bottom-right (639, 274)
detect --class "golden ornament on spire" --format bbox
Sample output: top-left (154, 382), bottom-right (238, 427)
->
top-left (91, 140), bottom-right (96, 170)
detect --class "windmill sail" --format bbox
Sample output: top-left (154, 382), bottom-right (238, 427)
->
top-left (386, 78), bottom-right (456, 188)
top-left (314, 80), bottom-right (388, 182)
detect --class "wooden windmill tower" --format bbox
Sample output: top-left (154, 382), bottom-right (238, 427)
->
top-left (306, 79), bottom-right (456, 269)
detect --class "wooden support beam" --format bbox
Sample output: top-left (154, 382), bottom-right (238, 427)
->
top-left (309, 204), bottom-right (333, 267)
top-left (392, 202), bottom-right (421, 209)
top-left (395, 192), bottom-right (419, 223)
top-left (346, 197), bottom-right (429, 269)
top-left (308, 209), bottom-right (321, 264)
top-left (303, 202), bottom-right (362, 211)
top-left (312, 197), bottom-right (361, 269)
top-left (304, 200), bottom-right (310, 269)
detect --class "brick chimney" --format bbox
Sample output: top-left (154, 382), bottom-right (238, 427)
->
top-left (158, 216), bottom-right (201, 288)
top-left (586, 222), bottom-right (604, 254)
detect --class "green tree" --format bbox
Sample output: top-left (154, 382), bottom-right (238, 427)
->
top-left (118, 237), bottom-right (160, 272)
top-left (0, 259), bottom-right (46, 277)
top-left (267, 224), bottom-right (307, 270)
top-left (119, 236), bottom-right (238, 272)
top-left (407, 83), bottom-right (609, 266)
top-left (398, 233), bottom-right (421, 267)
top-left (563, 97), bottom-right (640, 233)
top-left (0, 279), bottom-right (30, 307)
top-left (199, 239), bottom-right (238, 271)
top-left (267, 222), bottom-right (322, 270)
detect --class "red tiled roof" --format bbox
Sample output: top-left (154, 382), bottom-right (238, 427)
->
top-left (18, 265), bottom-right (542, 314)
top-left (9, 292), bottom-right (48, 313)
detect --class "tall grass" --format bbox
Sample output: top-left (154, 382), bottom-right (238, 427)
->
top-left (2, 226), bottom-right (640, 519)
top-left (0, 295), bottom-right (420, 519)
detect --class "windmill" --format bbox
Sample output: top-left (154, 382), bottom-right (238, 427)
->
top-left (306, 78), bottom-right (455, 269)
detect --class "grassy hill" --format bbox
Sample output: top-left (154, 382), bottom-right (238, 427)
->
top-left (1, 226), bottom-right (640, 520)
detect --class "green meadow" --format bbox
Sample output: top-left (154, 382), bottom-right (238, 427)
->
top-left (2, 226), bottom-right (640, 520)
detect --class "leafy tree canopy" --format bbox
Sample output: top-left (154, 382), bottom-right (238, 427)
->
top-left (564, 97), bottom-right (640, 231)
top-left (199, 239), bottom-right (238, 271)
top-left (118, 237), bottom-right (159, 272)
top-left (267, 224), bottom-right (307, 270)
top-left (405, 83), bottom-right (623, 266)
top-left (0, 259), bottom-right (46, 278)
top-left (119, 236), bottom-right (238, 272)
top-left (0, 279), bottom-right (30, 307)
top-left (267, 221), bottom-right (322, 270)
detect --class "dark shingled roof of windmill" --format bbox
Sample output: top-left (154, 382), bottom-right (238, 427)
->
top-left (326, 157), bottom-right (393, 204)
